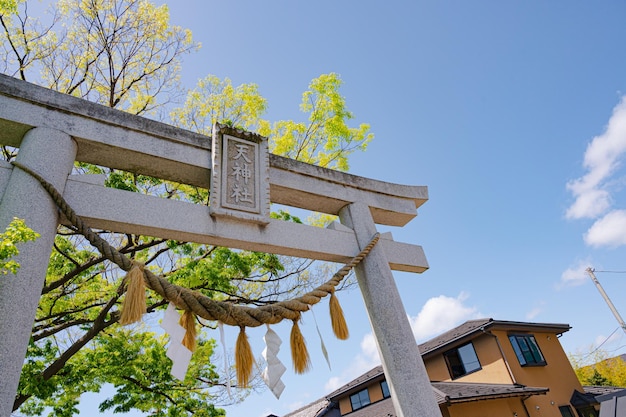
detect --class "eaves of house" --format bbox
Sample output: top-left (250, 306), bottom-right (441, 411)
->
top-left (282, 397), bottom-right (333, 417)
top-left (418, 318), bottom-right (571, 357)
top-left (432, 381), bottom-right (548, 404)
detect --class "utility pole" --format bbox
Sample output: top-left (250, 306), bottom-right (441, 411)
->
top-left (586, 267), bottom-right (626, 335)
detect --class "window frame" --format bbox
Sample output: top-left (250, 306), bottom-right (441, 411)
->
top-left (443, 341), bottom-right (482, 379)
top-left (574, 406), bottom-right (599, 417)
top-left (508, 334), bottom-right (547, 366)
top-left (381, 380), bottom-right (390, 399)
top-left (349, 388), bottom-right (370, 411)
top-left (558, 405), bottom-right (575, 417)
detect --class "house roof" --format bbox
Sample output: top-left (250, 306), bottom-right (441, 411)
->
top-left (327, 365), bottom-right (384, 400)
top-left (432, 382), bottom-right (549, 404)
top-left (595, 388), bottom-right (626, 403)
top-left (584, 386), bottom-right (626, 398)
top-left (570, 389), bottom-right (599, 406)
top-left (282, 398), bottom-right (331, 417)
top-left (418, 318), bottom-right (571, 356)
top-left (342, 397), bottom-right (394, 417)
top-left (289, 382), bottom-right (548, 417)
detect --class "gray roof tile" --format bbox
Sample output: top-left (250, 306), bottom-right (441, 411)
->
top-left (282, 398), bottom-right (330, 417)
top-left (418, 318), bottom-right (570, 356)
top-left (432, 382), bottom-right (548, 404)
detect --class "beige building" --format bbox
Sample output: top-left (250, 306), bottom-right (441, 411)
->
top-left (284, 318), bottom-right (619, 417)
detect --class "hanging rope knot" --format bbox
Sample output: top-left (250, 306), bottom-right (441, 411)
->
top-left (235, 326), bottom-right (254, 388)
top-left (290, 317), bottom-right (311, 374)
top-left (119, 261), bottom-right (146, 325)
top-left (329, 287), bottom-right (349, 340)
top-left (131, 260), bottom-right (145, 272)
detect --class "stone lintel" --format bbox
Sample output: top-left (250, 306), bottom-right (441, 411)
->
top-left (0, 74), bottom-right (427, 227)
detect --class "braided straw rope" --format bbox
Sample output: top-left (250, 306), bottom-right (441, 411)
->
top-left (12, 161), bottom-right (380, 327)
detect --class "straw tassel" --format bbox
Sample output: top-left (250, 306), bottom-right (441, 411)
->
top-left (235, 326), bottom-right (254, 388)
top-left (290, 319), bottom-right (311, 374)
top-left (329, 288), bottom-right (349, 340)
top-left (180, 310), bottom-right (197, 352)
top-left (119, 262), bottom-right (146, 325)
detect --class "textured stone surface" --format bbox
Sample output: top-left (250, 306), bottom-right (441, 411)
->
top-left (340, 202), bottom-right (441, 417)
top-left (0, 128), bottom-right (77, 417)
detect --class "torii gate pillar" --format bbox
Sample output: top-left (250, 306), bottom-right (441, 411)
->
top-left (340, 202), bottom-right (441, 417)
top-left (0, 127), bottom-right (77, 417)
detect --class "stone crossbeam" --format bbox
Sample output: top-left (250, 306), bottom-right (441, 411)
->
top-left (0, 161), bottom-right (427, 272)
top-left (0, 74), bottom-right (426, 228)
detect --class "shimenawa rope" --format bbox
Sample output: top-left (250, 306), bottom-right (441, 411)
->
top-left (12, 161), bottom-right (380, 382)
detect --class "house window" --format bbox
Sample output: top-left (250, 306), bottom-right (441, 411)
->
top-left (443, 342), bottom-right (481, 379)
top-left (350, 388), bottom-right (370, 411)
top-left (381, 380), bottom-right (390, 398)
top-left (575, 406), bottom-right (599, 417)
top-left (559, 405), bottom-right (575, 417)
top-left (509, 334), bottom-right (546, 366)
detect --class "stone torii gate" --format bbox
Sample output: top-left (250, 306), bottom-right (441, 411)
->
top-left (0, 73), bottom-right (442, 417)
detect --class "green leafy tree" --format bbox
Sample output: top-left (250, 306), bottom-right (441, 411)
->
top-left (0, 0), bottom-right (59, 80)
top-left (0, 217), bottom-right (39, 274)
top-left (1, 1), bottom-right (373, 415)
top-left (265, 72), bottom-right (372, 171)
top-left (571, 350), bottom-right (626, 387)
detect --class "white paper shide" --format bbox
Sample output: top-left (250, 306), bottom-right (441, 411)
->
top-left (262, 325), bottom-right (286, 399)
top-left (160, 302), bottom-right (193, 381)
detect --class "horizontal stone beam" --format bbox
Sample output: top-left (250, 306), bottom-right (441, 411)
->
top-left (0, 163), bottom-right (427, 272)
top-left (0, 76), bottom-right (211, 191)
top-left (59, 175), bottom-right (428, 273)
top-left (0, 74), bottom-right (427, 227)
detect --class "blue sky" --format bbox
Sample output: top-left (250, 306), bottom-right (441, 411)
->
top-left (31, 0), bottom-right (626, 416)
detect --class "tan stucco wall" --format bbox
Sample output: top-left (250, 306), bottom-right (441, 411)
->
top-left (423, 333), bottom-right (514, 383)
top-left (491, 328), bottom-right (586, 416)
top-left (338, 380), bottom-right (386, 415)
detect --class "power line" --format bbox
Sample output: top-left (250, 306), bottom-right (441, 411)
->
top-left (575, 327), bottom-right (620, 361)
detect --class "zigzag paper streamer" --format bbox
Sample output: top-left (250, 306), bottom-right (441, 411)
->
top-left (218, 322), bottom-right (232, 397)
top-left (262, 325), bottom-right (286, 399)
top-left (311, 308), bottom-right (331, 371)
top-left (160, 302), bottom-right (192, 380)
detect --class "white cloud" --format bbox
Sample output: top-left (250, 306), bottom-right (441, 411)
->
top-left (525, 301), bottom-right (546, 320)
top-left (409, 292), bottom-right (481, 342)
top-left (323, 293), bottom-right (480, 392)
top-left (584, 209), bottom-right (626, 247)
top-left (565, 95), bottom-right (626, 248)
top-left (323, 333), bottom-right (381, 392)
top-left (559, 260), bottom-right (592, 287)
top-left (565, 188), bottom-right (611, 220)
top-left (360, 332), bottom-right (379, 363)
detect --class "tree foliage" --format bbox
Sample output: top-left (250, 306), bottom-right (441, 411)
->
top-left (171, 75), bottom-right (268, 135)
top-left (2, 0), bottom-right (198, 114)
top-left (0, 217), bottom-right (39, 274)
top-left (571, 350), bottom-right (626, 387)
top-left (1, 0), bottom-right (373, 415)
top-left (265, 73), bottom-right (373, 171)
